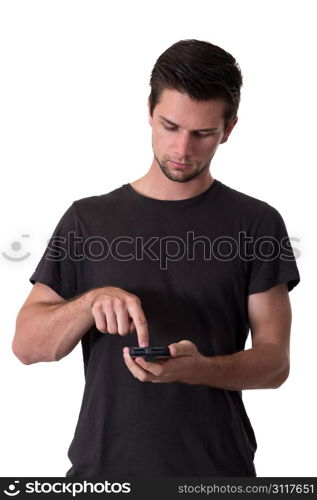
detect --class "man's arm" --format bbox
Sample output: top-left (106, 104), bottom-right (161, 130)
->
top-left (13, 282), bottom-right (149, 365)
top-left (199, 282), bottom-right (291, 390)
top-left (123, 282), bottom-right (292, 390)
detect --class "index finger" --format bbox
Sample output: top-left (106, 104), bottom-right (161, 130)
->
top-left (127, 300), bottom-right (149, 347)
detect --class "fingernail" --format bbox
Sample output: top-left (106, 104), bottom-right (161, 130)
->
top-left (140, 342), bottom-right (148, 347)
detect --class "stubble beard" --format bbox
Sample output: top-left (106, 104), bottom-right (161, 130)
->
top-left (154, 155), bottom-right (210, 183)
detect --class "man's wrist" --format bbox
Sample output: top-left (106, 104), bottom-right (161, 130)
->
top-left (196, 355), bottom-right (216, 387)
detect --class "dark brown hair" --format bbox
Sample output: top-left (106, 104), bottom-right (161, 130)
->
top-left (149, 39), bottom-right (243, 129)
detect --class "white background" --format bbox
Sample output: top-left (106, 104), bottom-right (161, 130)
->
top-left (0, 0), bottom-right (315, 477)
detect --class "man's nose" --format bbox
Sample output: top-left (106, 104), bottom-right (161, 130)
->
top-left (174, 131), bottom-right (193, 158)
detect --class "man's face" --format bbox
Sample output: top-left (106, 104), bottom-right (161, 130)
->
top-left (149, 88), bottom-right (237, 183)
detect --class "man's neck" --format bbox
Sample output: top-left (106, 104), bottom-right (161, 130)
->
top-left (130, 162), bottom-right (214, 201)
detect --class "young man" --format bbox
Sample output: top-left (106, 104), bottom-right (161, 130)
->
top-left (13, 39), bottom-right (300, 477)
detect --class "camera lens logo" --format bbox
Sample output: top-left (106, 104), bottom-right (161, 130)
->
top-left (2, 235), bottom-right (31, 262)
top-left (3, 481), bottom-right (20, 496)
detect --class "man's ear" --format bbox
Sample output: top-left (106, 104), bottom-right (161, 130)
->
top-left (148, 100), bottom-right (153, 126)
top-left (220, 117), bottom-right (238, 144)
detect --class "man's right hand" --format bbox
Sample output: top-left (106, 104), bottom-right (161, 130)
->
top-left (90, 287), bottom-right (149, 347)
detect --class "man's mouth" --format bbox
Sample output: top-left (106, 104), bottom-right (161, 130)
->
top-left (170, 161), bottom-right (193, 169)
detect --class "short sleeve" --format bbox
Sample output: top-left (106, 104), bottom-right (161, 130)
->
top-left (29, 203), bottom-right (78, 300)
top-left (247, 204), bottom-right (300, 295)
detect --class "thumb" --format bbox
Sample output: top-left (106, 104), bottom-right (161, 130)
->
top-left (168, 340), bottom-right (197, 357)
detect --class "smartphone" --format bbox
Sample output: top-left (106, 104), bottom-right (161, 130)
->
top-left (129, 346), bottom-right (171, 362)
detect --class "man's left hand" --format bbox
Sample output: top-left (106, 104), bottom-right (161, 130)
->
top-left (123, 340), bottom-right (206, 385)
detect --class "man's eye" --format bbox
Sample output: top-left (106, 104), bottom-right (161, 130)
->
top-left (162, 123), bottom-right (212, 137)
top-left (195, 132), bottom-right (212, 138)
top-left (163, 124), bottom-right (178, 131)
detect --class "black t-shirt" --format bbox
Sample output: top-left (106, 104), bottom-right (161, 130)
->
top-left (30, 179), bottom-right (300, 477)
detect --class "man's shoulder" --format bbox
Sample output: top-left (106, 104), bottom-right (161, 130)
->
top-left (218, 180), bottom-right (273, 217)
top-left (72, 184), bottom-right (128, 211)
top-left (216, 180), bottom-right (287, 232)
top-left (219, 180), bottom-right (267, 208)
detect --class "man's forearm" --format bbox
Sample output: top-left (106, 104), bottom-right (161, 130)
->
top-left (199, 343), bottom-right (290, 390)
top-left (13, 290), bottom-right (96, 364)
